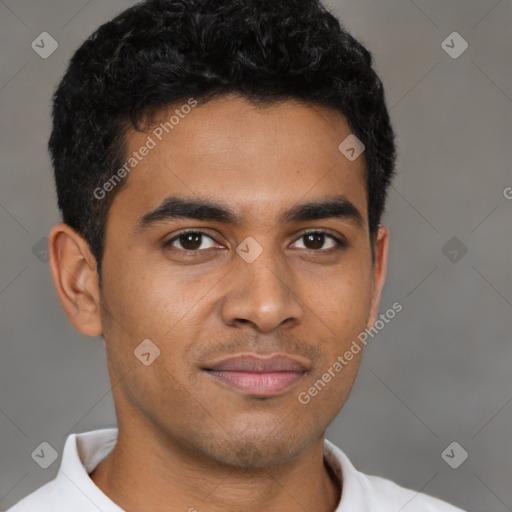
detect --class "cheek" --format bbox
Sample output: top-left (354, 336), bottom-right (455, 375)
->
top-left (107, 270), bottom-right (217, 380)
top-left (295, 349), bottom-right (362, 430)
top-left (103, 254), bottom-right (205, 330)
top-left (303, 258), bottom-right (374, 333)
top-left (296, 259), bottom-right (371, 397)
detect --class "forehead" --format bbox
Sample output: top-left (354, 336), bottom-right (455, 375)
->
top-left (109, 95), bottom-right (368, 229)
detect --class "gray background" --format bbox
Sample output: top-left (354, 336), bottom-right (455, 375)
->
top-left (1, 1), bottom-right (511, 510)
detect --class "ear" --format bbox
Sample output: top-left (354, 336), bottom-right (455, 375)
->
top-left (366, 225), bottom-right (389, 328)
top-left (48, 222), bottom-right (102, 337)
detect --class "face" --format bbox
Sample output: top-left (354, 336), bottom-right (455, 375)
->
top-left (95, 94), bottom-right (388, 467)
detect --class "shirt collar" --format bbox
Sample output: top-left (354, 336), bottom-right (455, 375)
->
top-left (56, 428), bottom-right (124, 511)
top-left (55, 428), bottom-right (372, 512)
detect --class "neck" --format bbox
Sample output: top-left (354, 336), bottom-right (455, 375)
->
top-left (89, 427), bottom-right (341, 512)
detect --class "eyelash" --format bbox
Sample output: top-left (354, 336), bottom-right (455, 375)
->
top-left (163, 229), bottom-right (347, 254)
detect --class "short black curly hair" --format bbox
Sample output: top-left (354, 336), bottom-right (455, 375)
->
top-left (49, 0), bottom-right (397, 281)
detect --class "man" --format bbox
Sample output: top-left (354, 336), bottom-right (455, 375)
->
top-left (8, 0), bottom-right (465, 510)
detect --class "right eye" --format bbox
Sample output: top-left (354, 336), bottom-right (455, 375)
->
top-left (164, 230), bottom-right (222, 252)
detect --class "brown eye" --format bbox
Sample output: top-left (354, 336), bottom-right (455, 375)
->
top-left (178, 233), bottom-right (202, 250)
top-left (165, 231), bottom-right (218, 251)
top-left (303, 233), bottom-right (326, 250)
top-left (292, 231), bottom-right (345, 251)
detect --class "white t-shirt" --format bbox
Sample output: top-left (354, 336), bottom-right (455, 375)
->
top-left (6, 428), bottom-right (465, 511)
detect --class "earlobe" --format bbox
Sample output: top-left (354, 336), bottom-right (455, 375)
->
top-left (48, 222), bottom-right (103, 337)
top-left (367, 225), bottom-right (389, 328)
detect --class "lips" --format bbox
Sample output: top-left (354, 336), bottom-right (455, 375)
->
top-left (203, 354), bottom-right (308, 373)
top-left (202, 353), bottom-right (309, 397)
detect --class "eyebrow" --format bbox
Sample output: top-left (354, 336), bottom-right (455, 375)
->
top-left (134, 194), bottom-right (364, 235)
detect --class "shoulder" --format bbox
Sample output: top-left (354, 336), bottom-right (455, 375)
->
top-left (364, 473), bottom-right (466, 511)
top-left (5, 479), bottom-right (61, 512)
top-left (323, 439), bottom-right (466, 512)
top-left (5, 428), bottom-right (120, 512)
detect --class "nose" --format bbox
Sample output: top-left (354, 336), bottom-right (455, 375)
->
top-left (219, 246), bottom-right (303, 333)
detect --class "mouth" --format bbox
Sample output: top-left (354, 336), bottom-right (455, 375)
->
top-left (201, 353), bottom-right (309, 397)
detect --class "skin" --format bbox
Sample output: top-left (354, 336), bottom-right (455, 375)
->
top-left (48, 93), bottom-right (388, 512)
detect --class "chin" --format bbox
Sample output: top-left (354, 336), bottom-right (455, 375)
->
top-left (205, 432), bottom-right (309, 468)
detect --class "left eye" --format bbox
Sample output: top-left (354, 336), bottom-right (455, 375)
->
top-left (165, 230), bottom-right (344, 252)
top-left (291, 232), bottom-right (342, 251)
